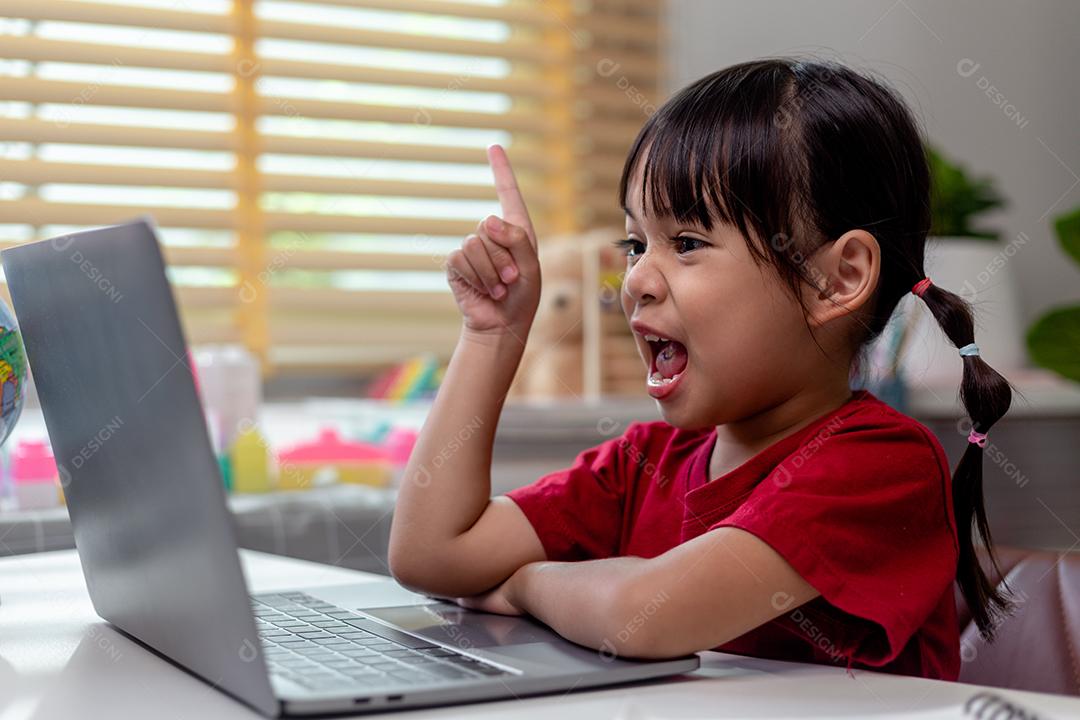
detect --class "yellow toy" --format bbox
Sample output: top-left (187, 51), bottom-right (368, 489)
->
top-left (230, 427), bottom-right (272, 493)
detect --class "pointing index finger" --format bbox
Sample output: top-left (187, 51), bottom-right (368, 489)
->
top-left (487, 144), bottom-right (536, 248)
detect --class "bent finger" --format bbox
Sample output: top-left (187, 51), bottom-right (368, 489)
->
top-left (482, 215), bottom-right (538, 278)
top-left (461, 233), bottom-right (506, 299)
top-left (446, 249), bottom-right (483, 294)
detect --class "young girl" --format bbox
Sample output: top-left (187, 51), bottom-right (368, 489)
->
top-left (388, 58), bottom-right (1012, 681)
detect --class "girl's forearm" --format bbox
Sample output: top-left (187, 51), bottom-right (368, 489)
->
top-left (507, 528), bottom-right (821, 661)
top-left (390, 326), bottom-right (526, 566)
top-left (509, 557), bottom-right (657, 658)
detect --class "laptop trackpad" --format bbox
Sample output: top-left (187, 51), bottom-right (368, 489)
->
top-left (362, 602), bottom-right (559, 648)
top-left (362, 603), bottom-right (620, 672)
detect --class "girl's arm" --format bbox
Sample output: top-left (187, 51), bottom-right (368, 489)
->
top-left (499, 527), bottom-right (819, 659)
top-left (388, 146), bottom-right (546, 599)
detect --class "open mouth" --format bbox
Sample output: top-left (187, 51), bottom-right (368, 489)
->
top-left (643, 333), bottom-right (688, 396)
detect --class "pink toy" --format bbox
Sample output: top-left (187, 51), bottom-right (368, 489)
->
top-left (12, 439), bottom-right (60, 510)
top-left (276, 428), bottom-right (390, 489)
top-left (383, 427), bottom-right (418, 466)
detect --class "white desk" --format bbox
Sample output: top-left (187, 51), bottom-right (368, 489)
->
top-left (2, 550), bottom-right (1078, 720)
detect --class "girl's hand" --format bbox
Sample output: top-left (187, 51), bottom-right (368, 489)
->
top-left (446, 145), bottom-right (541, 338)
top-left (453, 574), bottom-right (525, 616)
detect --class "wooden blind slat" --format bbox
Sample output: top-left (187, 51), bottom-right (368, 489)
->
top-left (263, 212), bottom-right (477, 237)
top-left (265, 174), bottom-right (541, 202)
top-left (0, 77), bottom-right (231, 114)
top-left (588, 0), bottom-right (660, 16)
top-left (256, 94), bottom-right (551, 132)
top-left (256, 20), bottom-right (554, 63)
top-left (6, 0), bottom-right (553, 61)
top-left (0, 35), bottom-right (233, 74)
top-left (261, 135), bottom-right (553, 169)
top-left (0, 199), bottom-right (481, 237)
top-left (578, 14), bottom-right (660, 44)
top-left (276, 0), bottom-right (559, 27)
top-left (256, 58), bottom-right (554, 98)
top-left (0, 158), bottom-right (547, 203)
top-left (270, 287), bottom-right (457, 315)
top-left (0, 117), bottom-right (234, 152)
top-left (0, 77), bottom-right (553, 132)
top-left (0, 158), bottom-right (232, 190)
top-left (0, 198), bottom-right (233, 229)
top-left (172, 286), bottom-right (238, 308)
top-left (271, 319), bottom-right (461, 347)
top-left (0, 118), bottom-right (554, 170)
top-left (4, 0), bottom-right (231, 35)
top-left (275, 248), bottom-right (448, 273)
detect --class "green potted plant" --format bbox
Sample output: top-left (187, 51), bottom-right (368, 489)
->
top-left (894, 145), bottom-right (1024, 387)
top-left (1027, 206), bottom-right (1080, 383)
top-left (927, 146), bottom-right (1005, 240)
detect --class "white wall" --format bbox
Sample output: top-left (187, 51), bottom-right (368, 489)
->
top-left (666, 0), bottom-right (1080, 335)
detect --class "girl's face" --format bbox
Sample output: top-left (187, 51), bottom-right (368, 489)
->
top-left (619, 162), bottom-right (821, 429)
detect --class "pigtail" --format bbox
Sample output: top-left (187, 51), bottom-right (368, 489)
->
top-left (914, 278), bottom-right (1013, 639)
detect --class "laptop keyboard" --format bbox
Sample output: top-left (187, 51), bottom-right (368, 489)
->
top-left (252, 591), bottom-right (512, 691)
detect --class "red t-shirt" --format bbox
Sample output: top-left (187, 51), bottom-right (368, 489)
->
top-left (504, 390), bottom-right (960, 680)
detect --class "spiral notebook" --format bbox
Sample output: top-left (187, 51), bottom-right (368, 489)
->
top-left (869, 692), bottom-right (1049, 720)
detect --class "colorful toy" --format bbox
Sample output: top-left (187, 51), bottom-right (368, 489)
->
top-left (367, 354), bottom-right (442, 403)
top-left (11, 439), bottom-right (59, 510)
top-left (217, 454), bottom-right (232, 492)
top-left (230, 426), bottom-right (272, 494)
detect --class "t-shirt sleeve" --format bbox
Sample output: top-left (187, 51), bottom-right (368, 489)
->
top-left (503, 422), bottom-right (647, 562)
top-left (713, 418), bottom-right (957, 667)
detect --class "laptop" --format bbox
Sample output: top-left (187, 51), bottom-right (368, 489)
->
top-left (2, 219), bottom-right (700, 717)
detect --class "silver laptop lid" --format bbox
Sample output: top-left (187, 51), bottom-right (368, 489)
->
top-left (2, 220), bottom-right (277, 717)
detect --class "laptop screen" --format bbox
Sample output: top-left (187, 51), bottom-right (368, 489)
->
top-left (2, 220), bottom-right (277, 716)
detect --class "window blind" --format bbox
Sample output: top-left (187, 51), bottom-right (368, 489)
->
top-left (0, 0), bottom-right (662, 374)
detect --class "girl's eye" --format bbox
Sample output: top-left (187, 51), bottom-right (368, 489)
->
top-left (674, 236), bottom-right (707, 254)
top-left (613, 238), bottom-right (645, 258)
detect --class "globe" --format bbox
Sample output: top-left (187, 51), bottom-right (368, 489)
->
top-left (0, 298), bottom-right (27, 447)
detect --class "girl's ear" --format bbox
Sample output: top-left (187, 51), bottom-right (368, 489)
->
top-left (805, 229), bottom-right (880, 328)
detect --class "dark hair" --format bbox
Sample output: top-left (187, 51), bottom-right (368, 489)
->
top-left (619, 57), bottom-right (1013, 639)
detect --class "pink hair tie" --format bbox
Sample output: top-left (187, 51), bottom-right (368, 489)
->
top-left (968, 428), bottom-right (989, 448)
top-left (912, 277), bottom-right (933, 297)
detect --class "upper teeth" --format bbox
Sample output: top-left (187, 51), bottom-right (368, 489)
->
top-left (643, 334), bottom-right (669, 342)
